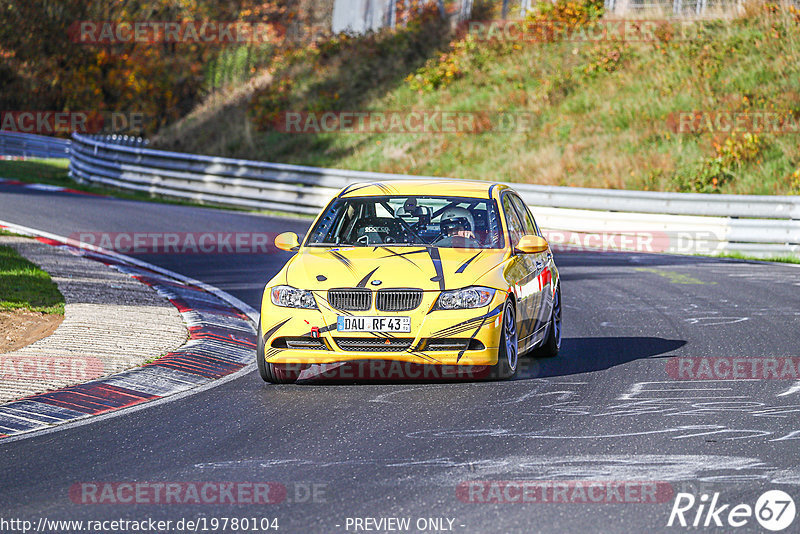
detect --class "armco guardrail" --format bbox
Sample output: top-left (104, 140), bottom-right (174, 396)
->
top-left (0, 131), bottom-right (70, 159)
top-left (54, 132), bottom-right (800, 258)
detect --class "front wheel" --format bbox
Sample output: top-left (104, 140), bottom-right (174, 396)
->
top-left (492, 299), bottom-right (519, 380)
top-left (256, 319), bottom-right (300, 384)
top-left (532, 284), bottom-right (561, 358)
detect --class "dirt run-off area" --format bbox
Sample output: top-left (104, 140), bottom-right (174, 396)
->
top-left (0, 311), bottom-right (63, 353)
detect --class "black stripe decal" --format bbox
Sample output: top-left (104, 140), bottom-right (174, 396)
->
top-left (378, 248), bottom-right (426, 269)
top-left (342, 183), bottom-right (375, 196)
top-left (314, 293), bottom-right (351, 316)
top-left (329, 250), bottom-right (356, 274)
top-left (427, 247), bottom-right (445, 290)
top-left (455, 252), bottom-right (481, 274)
top-left (433, 319), bottom-right (485, 338)
top-left (373, 182), bottom-right (395, 195)
top-left (357, 267), bottom-right (380, 288)
top-left (431, 303), bottom-right (503, 337)
top-left (262, 318), bottom-right (291, 343)
top-left (458, 318), bottom-right (487, 362)
top-left (409, 351), bottom-right (440, 364)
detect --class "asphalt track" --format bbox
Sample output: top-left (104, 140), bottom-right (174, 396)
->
top-left (1, 182), bottom-right (799, 533)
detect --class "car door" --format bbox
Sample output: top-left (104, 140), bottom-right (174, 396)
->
top-left (509, 194), bottom-right (553, 345)
top-left (501, 193), bottom-right (540, 352)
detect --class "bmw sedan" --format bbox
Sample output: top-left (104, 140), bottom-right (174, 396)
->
top-left (257, 179), bottom-right (561, 383)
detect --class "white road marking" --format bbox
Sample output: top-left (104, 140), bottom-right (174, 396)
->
top-left (368, 386), bottom-right (447, 404)
top-left (684, 317), bottom-right (749, 326)
top-left (770, 431), bottom-right (800, 441)
top-left (779, 380), bottom-right (800, 397)
top-left (194, 454), bottom-right (795, 486)
top-left (618, 381), bottom-right (749, 401)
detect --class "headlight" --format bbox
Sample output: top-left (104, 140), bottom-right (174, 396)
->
top-left (270, 285), bottom-right (317, 309)
top-left (436, 286), bottom-right (495, 309)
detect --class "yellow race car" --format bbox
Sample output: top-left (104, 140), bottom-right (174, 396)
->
top-left (257, 180), bottom-right (561, 383)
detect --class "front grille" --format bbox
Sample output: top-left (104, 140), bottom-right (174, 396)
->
top-left (421, 338), bottom-right (486, 351)
top-left (328, 289), bottom-right (371, 311)
top-left (334, 337), bottom-right (414, 352)
top-left (272, 337), bottom-right (329, 350)
top-left (375, 289), bottom-right (423, 312)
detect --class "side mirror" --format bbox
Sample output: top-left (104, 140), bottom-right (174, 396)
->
top-left (515, 234), bottom-right (549, 254)
top-left (275, 232), bottom-right (300, 251)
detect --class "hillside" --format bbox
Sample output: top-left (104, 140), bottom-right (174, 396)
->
top-left (154, 1), bottom-right (800, 195)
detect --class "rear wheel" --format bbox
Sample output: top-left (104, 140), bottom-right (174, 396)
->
top-left (532, 284), bottom-right (561, 358)
top-left (256, 319), bottom-right (300, 384)
top-left (492, 299), bottom-right (519, 379)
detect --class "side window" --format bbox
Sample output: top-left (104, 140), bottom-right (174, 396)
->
top-left (502, 195), bottom-right (525, 247)
top-left (510, 195), bottom-right (540, 237)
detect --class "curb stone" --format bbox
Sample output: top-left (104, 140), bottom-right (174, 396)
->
top-left (0, 236), bottom-right (187, 402)
top-left (0, 226), bottom-right (256, 439)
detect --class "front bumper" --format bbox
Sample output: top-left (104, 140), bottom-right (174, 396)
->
top-left (259, 291), bottom-right (506, 366)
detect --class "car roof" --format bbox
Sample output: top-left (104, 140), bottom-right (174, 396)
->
top-left (338, 180), bottom-right (509, 199)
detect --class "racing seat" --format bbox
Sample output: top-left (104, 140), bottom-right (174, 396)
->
top-left (351, 218), bottom-right (403, 245)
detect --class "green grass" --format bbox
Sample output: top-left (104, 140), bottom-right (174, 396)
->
top-left (0, 245), bottom-right (65, 314)
top-left (154, 3), bottom-right (800, 195)
top-left (0, 158), bottom-right (71, 182)
top-left (0, 229), bottom-right (25, 237)
top-left (205, 44), bottom-right (277, 91)
top-left (0, 159), bottom-right (204, 206)
top-left (0, 159), bottom-right (314, 218)
top-left (712, 251), bottom-right (800, 264)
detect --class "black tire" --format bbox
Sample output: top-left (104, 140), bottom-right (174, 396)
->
top-left (531, 284), bottom-right (561, 358)
top-left (492, 299), bottom-right (519, 380)
top-left (256, 319), bottom-right (299, 384)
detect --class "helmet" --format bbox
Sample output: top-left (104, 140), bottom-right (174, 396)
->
top-left (440, 207), bottom-right (474, 236)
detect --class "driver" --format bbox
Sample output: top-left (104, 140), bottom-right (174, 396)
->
top-left (439, 207), bottom-right (475, 240)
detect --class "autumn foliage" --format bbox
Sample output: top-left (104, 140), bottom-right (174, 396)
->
top-left (0, 0), bottom-right (304, 136)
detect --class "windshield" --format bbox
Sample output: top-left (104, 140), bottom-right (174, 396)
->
top-left (305, 195), bottom-right (505, 249)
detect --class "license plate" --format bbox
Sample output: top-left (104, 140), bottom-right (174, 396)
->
top-left (337, 316), bottom-right (411, 333)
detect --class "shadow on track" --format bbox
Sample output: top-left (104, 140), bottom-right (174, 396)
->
top-left (264, 336), bottom-right (686, 385)
top-left (514, 336), bottom-right (686, 380)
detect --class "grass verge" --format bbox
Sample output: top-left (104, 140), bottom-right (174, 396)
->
top-left (713, 251), bottom-right (800, 264)
top-left (0, 245), bottom-right (65, 314)
top-left (0, 159), bottom-right (205, 206)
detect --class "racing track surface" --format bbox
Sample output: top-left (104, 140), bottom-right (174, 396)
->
top-left (1, 183), bottom-right (799, 533)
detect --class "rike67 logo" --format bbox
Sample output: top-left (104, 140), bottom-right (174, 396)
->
top-left (668, 490), bottom-right (796, 531)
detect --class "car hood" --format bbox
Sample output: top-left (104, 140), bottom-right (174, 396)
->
top-left (284, 246), bottom-right (509, 291)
